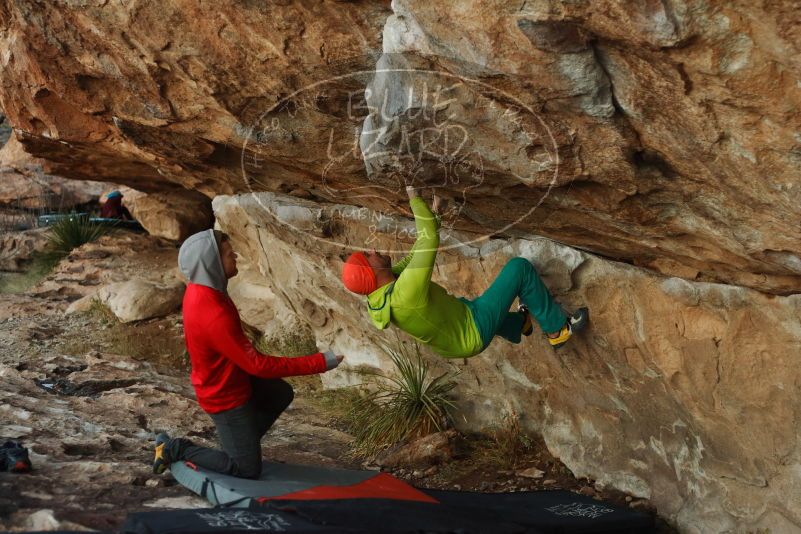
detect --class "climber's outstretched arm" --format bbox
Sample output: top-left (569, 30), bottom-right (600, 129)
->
top-left (392, 189), bottom-right (442, 276)
top-left (391, 187), bottom-right (440, 306)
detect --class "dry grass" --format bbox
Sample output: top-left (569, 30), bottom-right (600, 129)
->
top-left (480, 410), bottom-right (534, 470)
top-left (86, 298), bottom-right (117, 323)
top-left (253, 324), bottom-right (319, 357)
top-left (285, 373), bottom-right (325, 394)
top-left (105, 323), bottom-right (188, 370)
top-left (309, 386), bottom-right (366, 423)
top-left (63, 300), bottom-right (188, 370)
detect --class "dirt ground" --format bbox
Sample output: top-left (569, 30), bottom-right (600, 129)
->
top-left (0, 230), bottom-right (672, 532)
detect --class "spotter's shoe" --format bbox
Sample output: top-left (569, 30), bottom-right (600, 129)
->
top-left (153, 432), bottom-right (171, 474)
top-left (518, 304), bottom-right (534, 337)
top-left (547, 307), bottom-right (590, 349)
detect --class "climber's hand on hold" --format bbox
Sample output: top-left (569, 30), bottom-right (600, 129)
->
top-left (432, 194), bottom-right (447, 215)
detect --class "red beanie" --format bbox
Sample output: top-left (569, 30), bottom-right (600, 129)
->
top-left (342, 252), bottom-right (378, 295)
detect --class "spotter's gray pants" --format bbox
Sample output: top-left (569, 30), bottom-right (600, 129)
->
top-left (164, 378), bottom-right (294, 479)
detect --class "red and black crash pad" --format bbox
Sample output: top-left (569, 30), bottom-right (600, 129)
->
top-left (168, 460), bottom-right (436, 506)
top-left (122, 461), bottom-right (654, 533)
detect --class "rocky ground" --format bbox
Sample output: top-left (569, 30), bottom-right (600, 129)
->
top-left (0, 229), bottom-right (670, 532)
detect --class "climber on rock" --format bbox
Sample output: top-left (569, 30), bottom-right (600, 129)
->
top-left (152, 229), bottom-right (344, 479)
top-left (341, 186), bottom-right (588, 357)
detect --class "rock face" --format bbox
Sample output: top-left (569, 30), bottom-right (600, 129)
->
top-left (0, 1), bottom-right (798, 292)
top-left (215, 191), bottom-right (801, 533)
top-left (0, 136), bottom-right (107, 211)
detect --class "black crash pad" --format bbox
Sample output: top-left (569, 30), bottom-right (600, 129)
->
top-left (123, 461), bottom-right (654, 534)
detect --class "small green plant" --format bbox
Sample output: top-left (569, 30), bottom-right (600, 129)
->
top-left (47, 214), bottom-right (114, 254)
top-left (345, 339), bottom-right (458, 458)
top-left (1, 210), bottom-right (113, 294)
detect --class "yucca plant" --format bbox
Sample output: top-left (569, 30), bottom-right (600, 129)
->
top-left (47, 213), bottom-right (114, 254)
top-left (346, 339), bottom-right (458, 458)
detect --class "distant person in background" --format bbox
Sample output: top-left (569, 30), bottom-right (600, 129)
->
top-left (100, 190), bottom-right (133, 220)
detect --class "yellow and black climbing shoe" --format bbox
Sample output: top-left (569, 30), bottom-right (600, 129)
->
top-left (547, 307), bottom-right (590, 349)
top-left (518, 304), bottom-right (534, 337)
top-left (153, 432), bottom-right (171, 474)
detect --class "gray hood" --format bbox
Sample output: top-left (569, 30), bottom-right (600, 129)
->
top-left (178, 229), bottom-right (227, 293)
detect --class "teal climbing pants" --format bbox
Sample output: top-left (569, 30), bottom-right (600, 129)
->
top-left (461, 257), bottom-right (567, 351)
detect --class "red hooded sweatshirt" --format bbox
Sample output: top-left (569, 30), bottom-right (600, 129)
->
top-left (179, 231), bottom-right (330, 414)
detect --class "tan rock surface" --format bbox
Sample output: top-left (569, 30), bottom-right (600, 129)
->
top-left (0, 227), bottom-right (49, 271)
top-left (215, 191), bottom-right (801, 533)
top-left (0, 136), bottom-right (107, 211)
top-left (95, 279), bottom-right (185, 323)
top-left (0, 346), bottom-right (205, 530)
top-left (28, 232), bottom-right (182, 302)
top-left (102, 187), bottom-right (213, 241)
top-left (0, 2), bottom-right (798, 292)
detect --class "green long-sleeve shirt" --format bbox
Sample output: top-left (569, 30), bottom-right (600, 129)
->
top-left (366, 197), bottom-right (483, 358)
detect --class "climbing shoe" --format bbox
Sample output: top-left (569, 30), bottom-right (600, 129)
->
top-left (1, 441), bottom-right (32, 473)
top-left (547, 307), bottom-right (590, 349)
top-left (153, 432), bottom-right (171, 474)
top-left (518, 304), bottom-right (534, 337)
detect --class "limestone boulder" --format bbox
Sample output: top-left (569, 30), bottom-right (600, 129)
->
top-left (215, 191), bottom-right (801, 533)
top-left (27, 232), bottom-right (183, 302)
top-left (95, 279), bottom-right (184, 323)
top-left (0, 136), bottom-right (107, 211)
top-left (102, 187), bottom-right (213, 241)
top-left (0, 228), bottom-right (50, 271)
top-left (0, 2), bottom-right (798, 292)
top-left (22, 510), bottom-right (60, 531)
